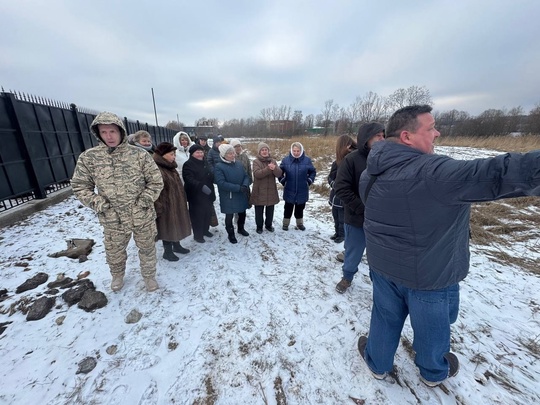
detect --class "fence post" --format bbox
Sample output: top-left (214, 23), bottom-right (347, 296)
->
top-left (4, 92), bottom-right (47, 199)
top-left (70, 103), bottom-right (92, 151)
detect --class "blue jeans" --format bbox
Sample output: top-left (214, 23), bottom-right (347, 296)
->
top-left (342, 224), bottom-right (366, 281)
top-left (363, 270), bottom-right (459, 382)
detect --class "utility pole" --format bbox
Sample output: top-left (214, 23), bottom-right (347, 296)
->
top-left (151, 88), bottom-right (158, 126)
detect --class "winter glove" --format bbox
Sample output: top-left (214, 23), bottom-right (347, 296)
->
top-left (240, 185), bottom-right (249, 193)
top-left (202, 185), bottom-right (212, 195)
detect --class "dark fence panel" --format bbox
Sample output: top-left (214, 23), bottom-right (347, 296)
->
top-left (0, 91), bottom-right (177, 212)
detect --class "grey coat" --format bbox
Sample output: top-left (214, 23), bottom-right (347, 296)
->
top-left (360, 141), bottom-right (540, 290)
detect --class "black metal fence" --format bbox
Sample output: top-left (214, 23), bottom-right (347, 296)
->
top-left (0, 90), bottom-right (177, 212)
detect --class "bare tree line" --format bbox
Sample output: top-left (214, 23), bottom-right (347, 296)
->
top-left (166, 85), bottom-right (540, 138)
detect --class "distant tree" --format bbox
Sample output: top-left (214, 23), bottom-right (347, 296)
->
top-left (321, 99), bottom-right (336, 136)
top-left (304, 114), bottom-right (314, 129)
top-left (165, 120), bottom-right (184, 131)
top-left (358, 91), bottom-right (386, 123)
top-left (526, 103), bottom-right (540, 134)
top-left (506, 106), bottom-right (524, 133)
top-left (196, 117), bottom-right (219, 127)
top-left (293, 110), bottom-right (304, 135)
top-left (387, 85), bottom-right (432, 112)
top-left (437, 109), bottom-right (470, 137)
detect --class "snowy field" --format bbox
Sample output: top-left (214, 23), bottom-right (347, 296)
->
top-left (0, 146), bottom-right (539, 404)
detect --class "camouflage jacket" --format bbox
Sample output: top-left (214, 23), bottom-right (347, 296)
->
top-left (71, 112), bottom-right (163, 225)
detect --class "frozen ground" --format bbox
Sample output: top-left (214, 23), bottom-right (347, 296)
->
top-left (0, 146), bottom-right (539, 404)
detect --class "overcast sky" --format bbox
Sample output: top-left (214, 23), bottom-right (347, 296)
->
top-left (2, 0), bottom-right (540, 126)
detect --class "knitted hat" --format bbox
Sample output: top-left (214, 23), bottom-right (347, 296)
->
top-left (154, 142), bottom-right (177, 156)
top-left (189, 144), bottom-right (204, 155)
top-left (230, 139), bottom-right (241, 147)
top-left (219, 144), bottom-right (234, 158)
top-left (198, 134), bottom-right (208, 141)
top-left (258, 142), bottom-right (270, 154)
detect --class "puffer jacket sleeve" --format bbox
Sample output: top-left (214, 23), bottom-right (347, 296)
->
top-left (306, 157), bottom-right (316, 185)
top-left (71, 152), bottom-right (109, 213)
top-left (136, 152), bottom-right (164, 207)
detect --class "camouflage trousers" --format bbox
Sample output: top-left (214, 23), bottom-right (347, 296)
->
top-left (102, 217), bottom-right (157, 278)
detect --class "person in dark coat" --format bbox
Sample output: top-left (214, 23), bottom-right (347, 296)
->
top-left (196, 134), bottom-right (211, 158)
top-left (357, 104), bottom-right (540, 387)
top-left (207, 134), bottom-right (225, 173)
top-left (153, 142), bottom-right (192, 261)
top-left (182, 144), bottom-right (216, 243)
top-left (328, 135), bottom-right (357, 244)
top-left (251, 142), bottom-right (282, 233)
top-left (214, 144), bottom-right (251, 243)
top-left (278, 142), bottom-right (316, 231)
top-left (333, 123), bottom-right (384, 294)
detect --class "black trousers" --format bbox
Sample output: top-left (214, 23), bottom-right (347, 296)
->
top-left (255, 205), bottom-right (275, 229)
top-left (283, 202), bottom-right (305, 219)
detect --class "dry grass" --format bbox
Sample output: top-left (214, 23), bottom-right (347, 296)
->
top-left (437, 134), bottom-right (540, 153)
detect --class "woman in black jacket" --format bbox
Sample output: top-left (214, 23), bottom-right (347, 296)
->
top-left (182, 144), bottom-right (216, 243)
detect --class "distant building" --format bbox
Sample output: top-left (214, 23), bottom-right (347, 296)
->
top-left (182, 125), bottom-right (217, 140)
top-left (269, 120), bottom-right (295, 134)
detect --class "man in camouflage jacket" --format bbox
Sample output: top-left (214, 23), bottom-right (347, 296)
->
top-left (71, 112), bottom-right (164, 292)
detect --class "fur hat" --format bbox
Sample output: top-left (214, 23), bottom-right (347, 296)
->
top-left (154, 142), bottom-right (177, 156)
top-left (219, 144), bottom-right (234, 158)
top-left (189, 144), bottom-right (204, 155)
top-left (230, 139), bottom-right (241, 147)
top-left (258, 142), bottom-right (270, 154)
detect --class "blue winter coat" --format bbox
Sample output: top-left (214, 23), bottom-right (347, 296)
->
top-left (360, 140), bottom-right (540, 290)
top-left (214, 159), bottom-right (251, 214)
top-left (279, 151), bottom-right (316, 204)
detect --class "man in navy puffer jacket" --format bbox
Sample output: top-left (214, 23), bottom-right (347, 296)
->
top-left (358, 104), bottom-right (540, 387)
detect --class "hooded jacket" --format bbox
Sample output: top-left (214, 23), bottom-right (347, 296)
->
top-left (278, 143), bottom-right (316, 205)
top-left (173, 131), bottom-right (194, 181)
top-left (359, 140), bottom-right (540, 290)
top-left (71, 112), bottom-right (163, 227)
top-left (334, 122), bottom-right (384, 227)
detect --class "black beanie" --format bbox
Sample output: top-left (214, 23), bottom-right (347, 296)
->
top-left (189, 144), bottom-right (204, 155)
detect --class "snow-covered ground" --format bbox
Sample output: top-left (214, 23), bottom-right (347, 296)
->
top-left (1, 146), bottom-right (539, 405)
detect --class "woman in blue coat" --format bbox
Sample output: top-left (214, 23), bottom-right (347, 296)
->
top-left (279, 142), bottom-right (316, 231)
top-left (214, 144), bottom-right (251, 243)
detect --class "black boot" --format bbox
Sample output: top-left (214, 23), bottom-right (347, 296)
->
top-left (237, 213), bottom-right (249, 236)
top-left (226, 227), bottom-right (238, 244)
top-left (172, 241), bottom-right (190, 254)
top-left (163, 241), bottom-right (179, 261)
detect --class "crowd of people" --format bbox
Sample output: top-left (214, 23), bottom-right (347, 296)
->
top-left (71, 106), bottom-right (540, 389)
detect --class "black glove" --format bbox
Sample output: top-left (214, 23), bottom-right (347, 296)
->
top-left (202, 185), bottom-right (212, 195)
top-left (240, 185), bottom-right (249, 193)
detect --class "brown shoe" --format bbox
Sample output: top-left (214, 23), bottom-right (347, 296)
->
top-left (111, 273), bottom-right (124, 292)
top-left (144, 277), bottom-right (159, 292)
top-left (336, 251), bottom-right (344, 262)
top-left (335, 278), bottom-right (351, 294)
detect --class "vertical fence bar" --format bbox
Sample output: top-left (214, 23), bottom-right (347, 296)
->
top-left (4, 92), bottom-right (47, 198)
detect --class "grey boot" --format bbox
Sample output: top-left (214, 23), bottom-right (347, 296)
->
top-left (282, 218), bottom-right (290, 231)
top-left (296, 218), bottom-right (305, 231)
